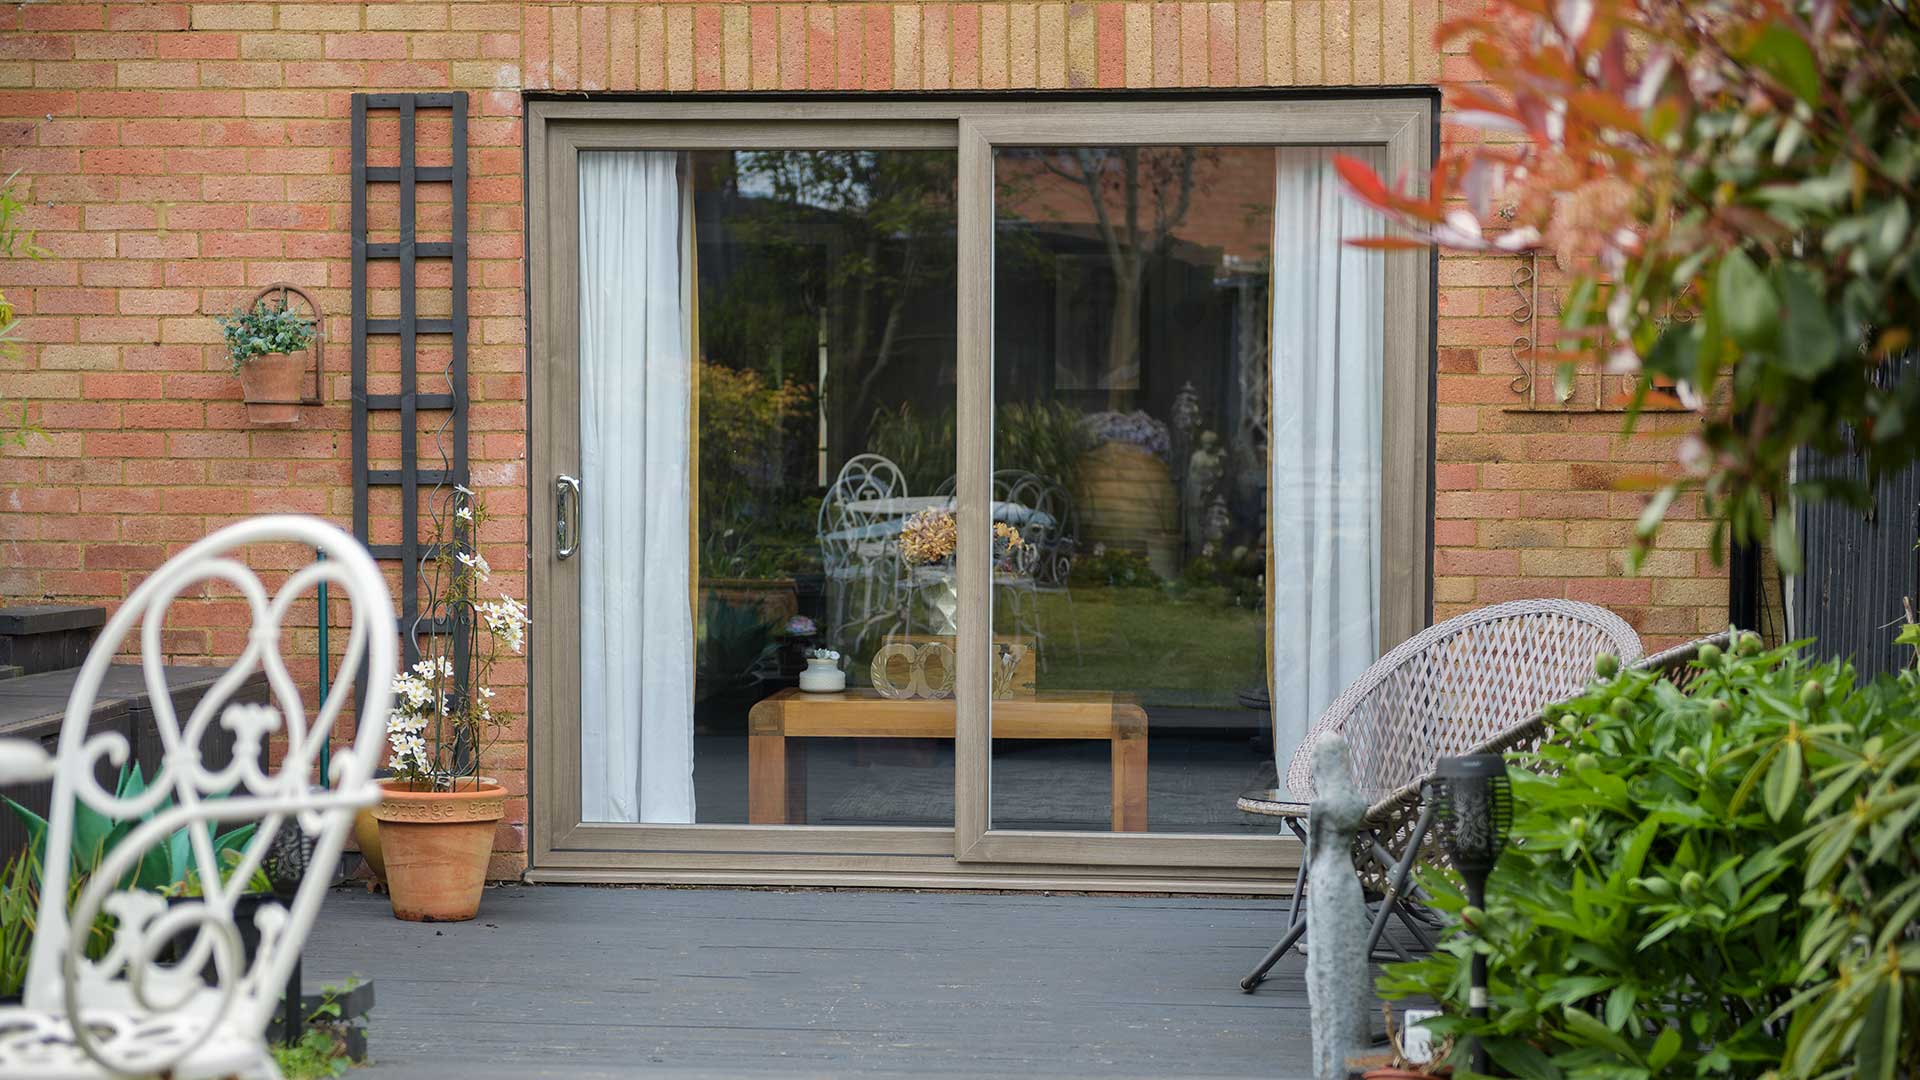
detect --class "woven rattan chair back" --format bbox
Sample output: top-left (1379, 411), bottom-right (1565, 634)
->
top-left (1633, 631), bottom-right (1732, 689)
top-left (1284, 599), bottom-right (1643, 804)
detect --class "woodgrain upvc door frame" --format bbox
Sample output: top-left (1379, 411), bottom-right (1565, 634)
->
top-left (525, 96), bottom-right (1433, 889)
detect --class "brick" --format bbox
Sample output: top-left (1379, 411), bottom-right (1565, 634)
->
top-left (1009, 3), bottom-right (1036, 86)
top-left (366, 4), bottom-right (447, 32)
top-left (25, 5), bottom-right (105, 31)
top-left (834, 3), bottom-right (861, 90)
top-left (323, 33), bottom-right (407, 60)
top-left (745, 5), bottom-right (773, 90)
top-left (190, 5), bottom-right (274, 32)
top-left (724, 5), bottom-right (750, 90)
top-left (240, 33), bottom-right (322, 61)
top-left (1066, 2), bottom-right (1095, 88)
top-left (110, 5), bottom-right (191, 32)
top-left (1037, 2), bottom-right (1067, 86)
top-left (159, 34), bottom-right (240, 61)
top-left (277, 5), bottom-right (360, 32)
top-left (932, 3), bottom-right (967, 89)
top-left (818, 5), bottom-right (848, 90)
top-left (692, 5), bottom-right (723, 90)
top-left (666, 5), bottom-right (694, 90)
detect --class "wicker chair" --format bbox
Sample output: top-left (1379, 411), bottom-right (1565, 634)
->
top-left (1237, 599), bottom-right (1644, 991)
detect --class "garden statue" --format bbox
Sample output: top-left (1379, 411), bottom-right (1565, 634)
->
top-left (1204, 493), bottom-right (1232, 547)
top-left (1170, 380), bottom-right (1202, 483)
top-left (1182, 430), bottom-right (1226, 559)
top-left (1305, 732), bottom-right (1369, 1080)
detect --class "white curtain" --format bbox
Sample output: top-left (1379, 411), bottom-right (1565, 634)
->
top-left (1268, 147), bottom-right (1385, 783)
top-left (578, 151), bottom-right (696, 823)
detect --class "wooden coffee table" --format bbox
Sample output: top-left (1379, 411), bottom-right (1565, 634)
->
top-left (746, 688), bottom-right (1149, 831)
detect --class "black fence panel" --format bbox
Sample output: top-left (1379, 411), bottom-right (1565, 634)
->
top-left (1794, 442), bottom-right (1920, 681)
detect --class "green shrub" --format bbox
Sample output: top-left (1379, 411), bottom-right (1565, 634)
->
top-left (1069, 545), bottom-right (1158, 589)
top-left (1382, 634), bottom-right (1920, 1079)
top-left (215, 299), bottom-right (317, 373)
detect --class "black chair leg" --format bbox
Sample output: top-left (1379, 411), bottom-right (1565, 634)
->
top-left (1365, 802), bottom-right (1438, 960)
top-left (1240, 912), bottom-right (1308, 991)
top-left (1242, 820), bottom-right (1310, 992)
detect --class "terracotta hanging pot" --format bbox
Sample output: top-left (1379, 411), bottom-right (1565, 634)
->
top-left (237, 351), bottom-right (306, 426)
top-left (372, 777), bottom-right (504, 922)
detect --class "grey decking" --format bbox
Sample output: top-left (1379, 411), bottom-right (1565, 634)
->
top-left (305, 884), bottom-right (1314, 1079)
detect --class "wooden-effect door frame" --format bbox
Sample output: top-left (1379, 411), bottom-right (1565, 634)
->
top-left (525, 96), bottom-right (1433, 890)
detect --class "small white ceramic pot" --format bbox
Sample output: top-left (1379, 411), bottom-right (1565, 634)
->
top-left (798, 656), bottom-right (846, 693)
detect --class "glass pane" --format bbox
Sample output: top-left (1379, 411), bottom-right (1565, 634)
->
top-left (987, 145), bottom-right (1384, 833)
top-left (578, 147), bottom-right (961, 825)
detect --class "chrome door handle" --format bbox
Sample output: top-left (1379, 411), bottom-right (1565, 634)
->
top-left (555, 474), bottom-right (581, 560)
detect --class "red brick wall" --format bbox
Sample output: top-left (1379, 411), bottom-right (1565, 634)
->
top-left (0, 0), bottom-right (1724, 878)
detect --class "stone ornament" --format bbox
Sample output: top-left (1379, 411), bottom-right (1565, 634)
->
top-left (1305, 733), bottom-right (1371, 1080)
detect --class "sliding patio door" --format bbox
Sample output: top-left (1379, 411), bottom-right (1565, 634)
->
top-left (529, 101), bottom-right (1432, 887)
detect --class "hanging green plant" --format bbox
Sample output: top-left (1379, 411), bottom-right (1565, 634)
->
top-left (215, 299), bottom-right (317, 374)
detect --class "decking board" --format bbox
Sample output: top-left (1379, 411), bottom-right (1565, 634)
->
top-left (305, 884), bottom-right (1316, 1079)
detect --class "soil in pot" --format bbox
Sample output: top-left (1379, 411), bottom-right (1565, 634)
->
top-left (238, 351), bottom-right (306, 425)
top-left (373, 777), bottom-right (504, 922)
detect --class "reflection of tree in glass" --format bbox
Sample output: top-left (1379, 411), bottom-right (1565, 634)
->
top-left (729, 150), bottom-right (957, 439)
top-left (1001, 148), bottom-right (1218, 397)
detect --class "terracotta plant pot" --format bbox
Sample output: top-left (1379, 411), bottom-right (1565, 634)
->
top-left (351, 805), bottom-right (387, 884)
top-left (372, 777), bottom-right (504, 922)
top-left (237, 350), bottom-right (306, 426)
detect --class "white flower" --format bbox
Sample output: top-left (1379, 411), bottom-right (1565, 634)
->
top-left (457, 550), bottom-right (492, 582)
top-left (480, 595), bottom-right (529, 654)
top-left (456, 505), bottom-right (473, 522)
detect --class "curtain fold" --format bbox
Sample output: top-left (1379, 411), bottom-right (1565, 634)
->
top-left (578, 150), bottom-right (696, 824)
top-left (1268, 147), bottom-right (1386, 782)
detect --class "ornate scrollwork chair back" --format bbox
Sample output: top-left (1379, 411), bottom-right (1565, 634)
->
top-left (2, 515), bottom-right (395, 1079)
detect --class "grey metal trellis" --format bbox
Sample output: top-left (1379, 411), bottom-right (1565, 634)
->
top-left (350, 92), bottom-right (470, 672)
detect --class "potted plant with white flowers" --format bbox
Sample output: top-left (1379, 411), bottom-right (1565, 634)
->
top-left (371, 486), bottom-right (528, 922)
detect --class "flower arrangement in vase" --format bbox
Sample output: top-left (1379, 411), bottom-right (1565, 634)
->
top-left (372, 485), bottom-right (529, 922)
top-left (896, 509), bottom-right (1025, 636)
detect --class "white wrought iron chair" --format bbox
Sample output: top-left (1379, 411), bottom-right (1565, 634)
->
top-left (992, 470), bottom-right (1081, 667)
top-left (1237, 599), bottom-right (1643, 990)
top-left (818, 454), bottom-right (909, 654)
top-left (0, 515), bottom-right (397, 1078)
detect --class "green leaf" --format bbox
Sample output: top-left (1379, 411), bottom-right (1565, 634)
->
top-left (2, 795), bottom-right (49, 866)
top-left (1562, 1005), bottom-right (1644, 1064)
top-left (167, 826), bottom-right (192, 885)
top-left (1715, 249), bottom-right (1777, 350)
top-left (1741, 23), bottom-right (1823, 106)
top-left (1605, 985), bottom-right (1638, 1031)
top-left (1774, 263), bottom-right (1840, 377)
top-left (1856, 974), bottom-right (1900, 1080)
top-left (1764, 736), bottom-right (1803, 821)
top-left (1646, 1026), bottom-right (1682, 1071)
top-left (1486, 1038), bottom-right (1565, 1080)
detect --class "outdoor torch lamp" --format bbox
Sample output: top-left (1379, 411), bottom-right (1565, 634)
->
top-left (1433, 753), bottom-right (1513, 1075)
